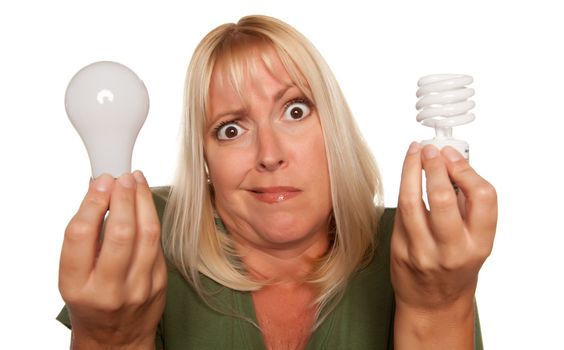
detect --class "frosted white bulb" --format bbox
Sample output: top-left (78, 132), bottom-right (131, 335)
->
top-left (416, 74), bottom-right (475, 160)
top-left (65, 61), bottom-right (149, 178)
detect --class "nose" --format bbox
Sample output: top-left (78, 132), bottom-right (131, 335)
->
top-left (256, 125), bottom-right (287, 172)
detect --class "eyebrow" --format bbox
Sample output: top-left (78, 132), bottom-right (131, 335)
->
top-left (273, 84), bottom-right (294, 102)
top-left (210, 84), bottom-right (295, 122)
top-left (212, 108), bottom-right (246, 122)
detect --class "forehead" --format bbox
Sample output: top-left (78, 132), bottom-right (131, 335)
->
top-left (210, 47), bottom-right (291, 100)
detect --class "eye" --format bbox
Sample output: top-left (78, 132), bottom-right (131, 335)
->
top-left (215, 121), bottom-right (245, 140)
top-left (283, 99), bottom-right (312, 121)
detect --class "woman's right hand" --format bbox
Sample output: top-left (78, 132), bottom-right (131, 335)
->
top-left (59, 172), bottom-right (167, 350)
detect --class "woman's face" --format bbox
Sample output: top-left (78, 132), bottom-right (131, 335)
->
top-left (204, 49), bottom-right (332, 252)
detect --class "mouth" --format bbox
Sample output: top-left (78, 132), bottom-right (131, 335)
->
top-left (248, 186), bottom-right (301, 204)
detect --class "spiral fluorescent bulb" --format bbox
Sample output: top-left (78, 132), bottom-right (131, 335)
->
top-left (65, 61), bottom-right (149, 178)
top-left (416, 74), bottom-right (475, 160)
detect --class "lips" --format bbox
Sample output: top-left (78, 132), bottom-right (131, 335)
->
top-left (248, 186), bottom-right (301, 204)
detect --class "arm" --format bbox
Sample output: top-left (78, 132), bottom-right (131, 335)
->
top-left (391, 143), bottom-right (497, 349)
top-left (394, 294), bottom-right (475, 349)
top-left (58, 172), bottom-right (167, 350)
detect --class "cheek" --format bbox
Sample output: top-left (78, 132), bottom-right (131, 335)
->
top-left (289, 126), bottom-right (332, 213)
top-left (299, 129), bottom-right (329, 181)
top-left (206, 146), bottom-right (252, 191)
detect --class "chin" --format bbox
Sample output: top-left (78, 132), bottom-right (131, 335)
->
top-left (261, 230), bottom-right (309, 246)
top-left (254, 216), bottom-right (325, 247)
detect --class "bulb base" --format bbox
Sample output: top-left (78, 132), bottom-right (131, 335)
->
top-left (421, 138), bottom-right (469, 160)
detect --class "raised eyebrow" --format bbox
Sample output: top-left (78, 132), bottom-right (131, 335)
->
top-left (210, 84), bottom-right (297, 122)
top-left (274, 84), bottom-right (295, 102)
top-left (211, 108), bottom-right (246, 123)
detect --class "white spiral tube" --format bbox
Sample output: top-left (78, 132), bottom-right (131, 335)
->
top-left (416, 74), bottom-right (475, 159)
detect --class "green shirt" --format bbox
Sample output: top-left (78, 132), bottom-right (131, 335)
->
top-left (57, 190), bottom-right (483, 349)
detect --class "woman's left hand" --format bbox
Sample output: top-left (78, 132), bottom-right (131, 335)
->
top-left (391, 142), bottom-right (497, 348)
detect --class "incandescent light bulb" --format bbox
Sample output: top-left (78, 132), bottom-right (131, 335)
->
top-left (65, 61), bottom-right (149, 178)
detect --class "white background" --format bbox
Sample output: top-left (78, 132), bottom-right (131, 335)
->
top-left (1, 0), bottom-right (562, 348)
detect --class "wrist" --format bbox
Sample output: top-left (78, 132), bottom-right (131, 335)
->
top-left (71, 331), bottom-right (156, 350)
top-left (394, 296), bottom-right (475, 350)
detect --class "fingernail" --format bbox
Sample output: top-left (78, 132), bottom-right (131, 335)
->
top-left (118, 173), bottom-right (136, 189)
top-left (422, 145), bottom-right (439, 159)
top-left (92, 173), bottom-right (113, 192)
top-left (407, 142), bottom-right (421, 155)
top-left (442, 146), bottom-right (463, 162)
top-left (132, 170), bottom-right (147, 185)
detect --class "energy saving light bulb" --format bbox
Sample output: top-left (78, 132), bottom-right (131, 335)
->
top-left (416, 74), bottom-right (475, 160)
top-left (65, 61), bottom-right (149, 178)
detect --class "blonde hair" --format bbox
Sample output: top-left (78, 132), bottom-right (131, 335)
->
top-left (162, 15), bottom-right (384, 326)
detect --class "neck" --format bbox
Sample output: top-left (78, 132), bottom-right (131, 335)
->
top-left (232, 229), bottom-right (330, 285)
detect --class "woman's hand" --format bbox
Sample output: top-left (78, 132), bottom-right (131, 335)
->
top-left (59, 172), bottom-right (167, 350)
top-left (391, 143), bottom-right (497, 349)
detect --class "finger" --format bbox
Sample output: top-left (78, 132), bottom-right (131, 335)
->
top-left (95, 173), bottom-right (138, 284)
top-left (127, 171), bottom-right (162, 286)
top-left (397, 142), bottom-right (431, 241)
top-left (60, 174), bottom-right (114, 291)
top-left (456, 190), bottom-right (468, 220)
top-left (390, 215), bottom-right (411, 265)
top-left (442, 146), bottom-right (498, 240)
top-left (151, 250), bottom-right (168, 297)
top-left (422, 145), bottom-right (464, 243)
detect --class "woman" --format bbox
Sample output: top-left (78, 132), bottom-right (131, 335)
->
top-left (58, 15), bottom-right (497, 349)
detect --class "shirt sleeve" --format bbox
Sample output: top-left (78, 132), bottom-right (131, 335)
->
top-left (56, 305), bottom-right (71, 329)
